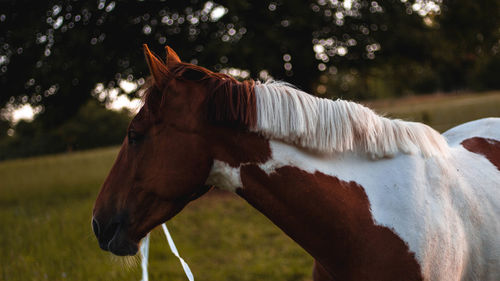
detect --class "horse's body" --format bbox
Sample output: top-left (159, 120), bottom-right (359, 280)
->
top-left (93, 45), bottom-right (500, 281)
top-left (207, 117), bottom-right (500, 281)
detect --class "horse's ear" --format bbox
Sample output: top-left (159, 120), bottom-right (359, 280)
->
top-left (143, 44), bottom-right (169, 89)
top-left (165, 45), bottom-right (181, 68)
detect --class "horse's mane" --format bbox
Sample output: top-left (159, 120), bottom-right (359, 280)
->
top-left (207, 78), bottom-right (449, 158)
top-left (146, 63), bottom-right (449, 158)
top-left (204, 72), bottom-right (257, 128)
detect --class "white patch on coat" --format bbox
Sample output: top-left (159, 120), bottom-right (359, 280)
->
top-left (205, 160), bottom-right (242, 192)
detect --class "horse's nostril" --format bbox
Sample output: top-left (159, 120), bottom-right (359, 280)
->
top-left (103, 222), bottom-right (121, 242)
top-left (92, 217), bottom-right (100, 238)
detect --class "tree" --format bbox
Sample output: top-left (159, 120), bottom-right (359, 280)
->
top-left (1, 0), bottom-right (443, 129)
top-left (0, 99), bottom-right (130, 160)
top-left (433, 0), bottom-right (500, 91)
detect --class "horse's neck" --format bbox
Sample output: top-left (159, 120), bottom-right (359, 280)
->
top-left (233, 157), bottom-right (367, 279)
top-left (208, 138), bottom-right (424, 280)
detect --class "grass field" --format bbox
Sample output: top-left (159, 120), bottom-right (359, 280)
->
top-left (365, 91), bottom-right (500, 132)
top-left (1, 92), bottom-right (499, 281)
top-left (0, 148), bottom-right (312, 281)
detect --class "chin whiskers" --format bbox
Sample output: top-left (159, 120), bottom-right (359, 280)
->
top-left (109, 253), bottom-right (141, 270)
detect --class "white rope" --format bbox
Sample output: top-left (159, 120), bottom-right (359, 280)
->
top-left (139, 233), bottom-right (150, 281)
top-left (139, 223), bottom-right (194, 281)
top-left (161, 224), bottom-right (195, 281)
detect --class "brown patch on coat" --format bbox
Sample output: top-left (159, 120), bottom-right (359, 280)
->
top-left (207, 126), bottom-right (271, 167)
top-left (238, 165), bottom-right (423, 281)
top-left (461, 137), bottom-right (500, 170)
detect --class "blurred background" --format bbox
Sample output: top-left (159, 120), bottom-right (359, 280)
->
top-left (1, 0), bottom-right (500, 280)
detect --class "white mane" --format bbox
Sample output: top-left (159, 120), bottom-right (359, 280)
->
top-left (252, 82), bottom-right (449, 158)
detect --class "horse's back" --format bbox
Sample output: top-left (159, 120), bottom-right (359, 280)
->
top-left (443, 117), bottom-right (500, 146)
top-left (443, 117), bottom-right (500, 173)
top-left (442, 118), bottom-right (500, 280)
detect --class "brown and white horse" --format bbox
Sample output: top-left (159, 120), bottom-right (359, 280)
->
top-left (93, 45), bottom-right (500, 281)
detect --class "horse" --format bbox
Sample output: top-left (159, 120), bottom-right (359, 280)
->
top-left (92, 44), bottom-right (500, 281)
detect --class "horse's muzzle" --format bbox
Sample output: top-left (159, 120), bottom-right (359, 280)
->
top-left (92, 215), bottom-right (138, 256)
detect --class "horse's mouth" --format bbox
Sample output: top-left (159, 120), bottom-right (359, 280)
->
top-left (105, 229), bottom-right (139, 256)
top-left (107, 240), bottom-right (138, 256)
top-left (96, 218), bottom-right (139, 256)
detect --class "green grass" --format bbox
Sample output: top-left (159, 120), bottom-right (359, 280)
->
top-left (0, 147), bottom-right (312, 281)
top-left (1, 92), bottom-right (499, 281)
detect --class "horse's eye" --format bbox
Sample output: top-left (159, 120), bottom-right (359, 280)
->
top-left (128, 130), bottom-right (143, 145)
top-left (181, 68), bottom-right (206, 80)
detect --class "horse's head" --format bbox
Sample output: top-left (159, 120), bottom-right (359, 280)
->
top-left (92, 45), bottom-right (255, 256)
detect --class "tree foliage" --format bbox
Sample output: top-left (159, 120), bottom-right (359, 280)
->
top-left (1, 0), bottom-right (500, 158)
top-left (0, 100), bottom-right (130, 160)
top-left (1, 1), bottom-right (446, 124)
